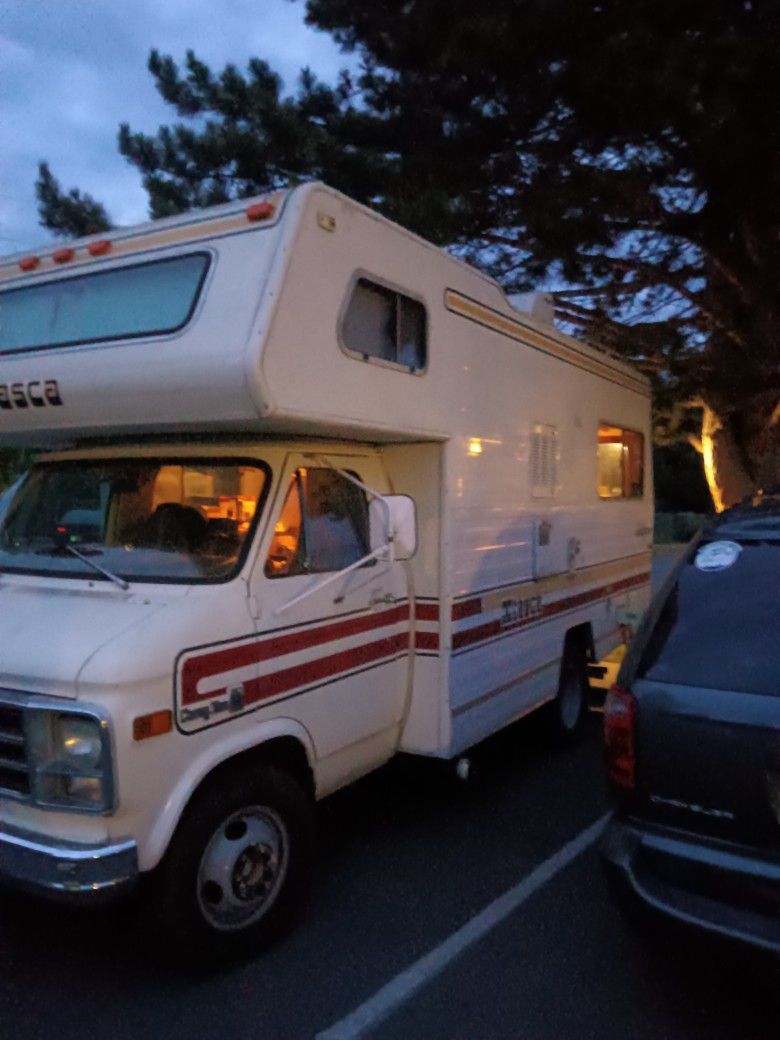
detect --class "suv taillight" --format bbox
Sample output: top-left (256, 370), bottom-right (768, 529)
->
top-left (604, 684), bottom-right (636, 791)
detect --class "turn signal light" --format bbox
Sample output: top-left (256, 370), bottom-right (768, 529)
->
top-left (19, 255), bottom-right (40, 272)
top-left (88, 239), bottom-right (112, 257)
top-left (133, 709), bottom-right (173, 741)
top-left (52, 247), bottom-right (75, 264)
top-left (604, 684), bottom-right (636, 790)
top-left (246, 201), bottom-right (275, 222)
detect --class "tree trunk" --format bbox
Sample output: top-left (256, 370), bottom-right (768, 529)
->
top-left (693, 399), bottom-right (780, 513)
top-left (699, 405), bottom-right (754, 512)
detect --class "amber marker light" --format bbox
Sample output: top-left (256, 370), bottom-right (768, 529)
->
top-left (133, 709), bottom-right (173, 741)
top-left (246, 201), bottom-right (276, 222)
top-left (52, 247), bottom-right (75, 264)
top-left (88, 239), bottom-right (112, 257)
top-left (19, 256), bottom-right (40, 272)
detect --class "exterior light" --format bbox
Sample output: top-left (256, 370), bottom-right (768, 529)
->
top-left (52, 247), bottom-right (75, 264)
top-left (246, 202), bottom-right (276, 222)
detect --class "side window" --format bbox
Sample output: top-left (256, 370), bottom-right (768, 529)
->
top-left (342, 278), bottom-right (426, 372)
top-left (598, 424), bottom-right (644, 499)
top-left (531, 423), bottom-right (557, 498)
top-left (265, 468), bottom-right (369, 578)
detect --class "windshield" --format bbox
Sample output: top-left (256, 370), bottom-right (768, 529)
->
top-left (0, 458), bottom-right (268, 583)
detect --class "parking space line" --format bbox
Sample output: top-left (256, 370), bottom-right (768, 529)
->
top-left (317, 813), bottom-right (609, 1040)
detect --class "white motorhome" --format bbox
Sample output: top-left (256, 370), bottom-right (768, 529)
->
top-left (0, 183), bottom-right (652, 952)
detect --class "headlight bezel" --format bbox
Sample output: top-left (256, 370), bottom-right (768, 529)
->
top-left (0, 690), bottom-right (115, 815)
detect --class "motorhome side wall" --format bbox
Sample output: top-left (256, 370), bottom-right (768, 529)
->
top-left (262, 186), bottom-right (652, 757)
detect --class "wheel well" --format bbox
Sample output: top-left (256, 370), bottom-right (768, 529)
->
top-left (193, 737), bottom-right (316, 805)
top-left (562, 623), bottom-right (594, 668)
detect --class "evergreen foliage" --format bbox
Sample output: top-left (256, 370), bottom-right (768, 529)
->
top-left (33, 2), bottom-right (780, 503)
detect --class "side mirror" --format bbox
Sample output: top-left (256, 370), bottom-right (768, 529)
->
top-left (369, 495), bottom-right (418, 561)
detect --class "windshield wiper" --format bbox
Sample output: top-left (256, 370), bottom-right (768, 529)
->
top-left (58, 542), bottom-right (130, 591)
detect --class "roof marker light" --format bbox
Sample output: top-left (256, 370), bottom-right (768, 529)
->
top-left (53, 247), bottom-right (75, 264)
top-left (19, 256), bottom-right (40, 272)
top-left (246, 201), bottom-right (275, 222)
top-left (88, 239), bottom-right (112, 257)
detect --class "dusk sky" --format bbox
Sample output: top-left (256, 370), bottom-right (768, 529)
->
top-left (0, 0), bottom-right (348, 254)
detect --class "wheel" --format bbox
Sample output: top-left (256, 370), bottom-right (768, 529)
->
top-left (150, 762), bottom-right (314, 959)
top-left (546, 646), bottom-right (588, 745)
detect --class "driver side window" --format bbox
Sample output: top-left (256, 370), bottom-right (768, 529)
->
top-left (264, 468), bottom-right (369, 578)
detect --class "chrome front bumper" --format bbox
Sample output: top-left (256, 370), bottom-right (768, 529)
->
top-left (0, 823), bottom-right (138, 901)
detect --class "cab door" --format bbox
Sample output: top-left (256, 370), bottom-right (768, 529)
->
top-left (246, 451), bottom-right (411, 762)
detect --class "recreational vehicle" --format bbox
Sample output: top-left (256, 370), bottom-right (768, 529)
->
top-left (0, 183), bottom-right (652, 951)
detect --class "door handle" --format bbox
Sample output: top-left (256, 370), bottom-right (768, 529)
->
top-left (635, 526), bottom-right (653, 537)
top-left (369, 592), bottom-right (396, 608)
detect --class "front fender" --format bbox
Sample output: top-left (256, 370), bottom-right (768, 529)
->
top-left (140, 716), bottom-right (316, 872)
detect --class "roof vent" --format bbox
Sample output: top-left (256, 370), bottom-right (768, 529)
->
top-left (506, 292), bottom-right (555, 325)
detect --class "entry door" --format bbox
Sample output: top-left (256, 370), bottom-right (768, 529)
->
top-left (247, 453), bottom-right (411, 759)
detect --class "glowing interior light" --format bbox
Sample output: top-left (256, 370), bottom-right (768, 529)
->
top-left (468, 439), bottom-right (483, 456)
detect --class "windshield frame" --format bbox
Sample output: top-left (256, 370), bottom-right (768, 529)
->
top-left (0, 251), bottom-right (212, 357)
top-left (0, 455), bottom-right (272, 586)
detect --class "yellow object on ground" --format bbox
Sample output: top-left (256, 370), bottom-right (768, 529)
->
top-left (587, 643), bottom-right (627, 710)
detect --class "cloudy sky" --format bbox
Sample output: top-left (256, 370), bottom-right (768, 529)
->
top-left (0, 0), bottom-right (348, 254)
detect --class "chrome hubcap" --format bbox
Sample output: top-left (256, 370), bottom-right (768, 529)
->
top-left (197, 807), bottom-right (288, 931)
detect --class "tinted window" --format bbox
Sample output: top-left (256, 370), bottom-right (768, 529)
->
top-left (265, 469), bottom-right (369, 578)
top-left (342, 278), bottom-right (426, 371)
top-left (0, 253), bottom-right (209, 355)
top-left (638, 541), bottom-right (780, 695)
top-left (598, 424), bottom-right (644, 498)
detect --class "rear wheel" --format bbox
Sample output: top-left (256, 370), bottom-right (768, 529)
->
top-left (150, 762), bottom-right (314, 960)
top-left (547, 643), bottom-right (588, 745)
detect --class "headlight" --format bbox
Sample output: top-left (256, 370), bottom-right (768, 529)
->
top-left (26, 710), bottom-right (112, 812)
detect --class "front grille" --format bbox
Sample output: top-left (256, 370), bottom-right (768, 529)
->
top-left (0, 703), bottom-right (30, 796)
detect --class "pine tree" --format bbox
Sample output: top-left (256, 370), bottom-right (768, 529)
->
top-left (35, 1), bottom-right (780, 508)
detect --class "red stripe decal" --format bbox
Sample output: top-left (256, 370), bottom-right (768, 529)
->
top-left (241, 634), bottom-right (409, 707)
top-left (181, 603), bottom-right (410, 705)
top-left (415, 631), bottom-right (439, 651)
top-left (452, 598), bottom-right (482, 621)
top-left (415, 602), bottom-right (440, 621)
top-left (453, 572), bottom-right (650, 651)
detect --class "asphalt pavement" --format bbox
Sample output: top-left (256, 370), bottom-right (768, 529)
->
top-left (1, 544), bottom-right (777, 1040)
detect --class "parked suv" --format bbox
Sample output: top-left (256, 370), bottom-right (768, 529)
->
top-left (601, 500), bottom-right (780, 953)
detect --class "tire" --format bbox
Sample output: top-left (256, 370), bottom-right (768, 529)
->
top-left (149, 762), bottom-right (314, 961)
top-left (546, 644), bottom-right (588, 746)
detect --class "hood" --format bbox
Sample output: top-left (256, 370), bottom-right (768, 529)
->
top-left (0, 578), bottom-right (174, 698)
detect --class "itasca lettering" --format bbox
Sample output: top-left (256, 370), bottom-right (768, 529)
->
top-left (0, 380), bottom-right (63, 410)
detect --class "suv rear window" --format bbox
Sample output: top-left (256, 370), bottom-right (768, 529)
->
top-left (638, 539), bottom-right (780, 696)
